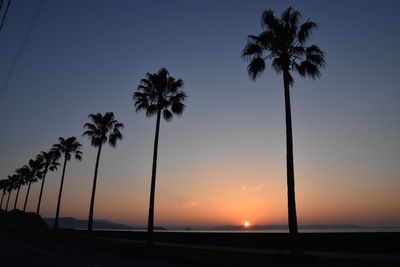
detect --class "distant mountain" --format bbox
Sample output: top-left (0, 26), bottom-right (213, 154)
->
top-left (43, 217), bottom-right (138, 230)
top-left (198, 224), bottom-right (364, 231)
top-left (42, 218), bottom-right (365, 231)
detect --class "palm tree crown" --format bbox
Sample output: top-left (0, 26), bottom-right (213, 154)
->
top-left (37, 150), bottom-right (60, 173)
top-left (8, 174), bottom-right (20, 190)
top-left (0, 179), bottom-right (6, 193)
top-left (25, 158), bottom-right (43, 184)
top-left (0, 180), bottom-right (6, 192)
top-left (15, 166), bottom-right (29, 186)
top-left (53, 137), bottom-right (83, 161)
top-left (83, 112), bottom-right (124, 147)
top-left (242, 7), bottom-right (325, 83)
top-left (6, 175), bottom-right (15, 192)
top-left (133, 68), bottom-right (186, 120)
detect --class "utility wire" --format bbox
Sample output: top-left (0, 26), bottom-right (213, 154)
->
top-left (0, 0), bottom-right (45, 102)
top-left (0, 0), bottom-right (4, 16)
top-left (0, 0), bottom-right (11, 31)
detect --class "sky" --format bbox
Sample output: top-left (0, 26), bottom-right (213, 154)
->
top-left (0, 0), bottom-right (399, 228)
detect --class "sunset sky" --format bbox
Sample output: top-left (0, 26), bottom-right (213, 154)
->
top-left (0, 0), bottom-right (399, 228)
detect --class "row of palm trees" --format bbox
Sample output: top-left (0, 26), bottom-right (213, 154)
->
top-left (2, 7), bottom-right (324, 254)
top-left (0, 152), bottom-right (56, 214)
top-left (0, 66), bottom-right (182, 243)
top-left (133, 6), bottom-right (325, 251)
top-left (0, 112), bottom-right (124, 234)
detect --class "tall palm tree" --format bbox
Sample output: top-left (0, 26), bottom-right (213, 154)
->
top-left (242, 7), bottom-right (325, 244)
top-left (83, 112), bottom-right (124, 233)
top-left (8, 174), bottom-right (20, 210)
top-left (23, 158), bottom-right (43, 212)
top-left (52, 137), bottom-right (82, 230)
top-left (0, 179), bottom-right (7, 210)
top-left (133, 68), bottom-right (187, 245)
top-left (5, 176), bottom-right (14, 211)
top-left (36, 149), bottom-right (60, 215)
top-left (14, 166), bottom-right (29, 210)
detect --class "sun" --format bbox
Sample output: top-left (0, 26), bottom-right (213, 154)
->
top-left (243, 221), bottom-right (251, 227)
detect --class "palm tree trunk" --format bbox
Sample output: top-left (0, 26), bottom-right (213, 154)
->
top-left (87, 143), bottom-right (103, 234)
top-left (5, 190), bottom-right (11, 211)
top-left (147, 109), bottom-right (161, 246)
top-left (36, 169), bottom-right (48, 215)
top-left (283, 70), bottom-right (299, 254)
top-left (54, 155), bottom-right (67, 231)
top-left (23, 180), bottom-right (33, 212)
top-left (0, 191), bottom-right (5, 209)
top-left (14, 186), bottom-right (20, 210)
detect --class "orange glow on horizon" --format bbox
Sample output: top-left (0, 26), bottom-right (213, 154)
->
top-left (243, 221), bottom-right (251, 227)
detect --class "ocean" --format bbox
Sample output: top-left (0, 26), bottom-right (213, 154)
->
top-left (89, 227), bottom-right (400, 233)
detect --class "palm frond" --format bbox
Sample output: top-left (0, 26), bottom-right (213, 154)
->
top-left (242, 42), bottom-right (263, 58)
top-left (162, 109), bottom-right (173, 121)
top-left (261, 9), bottom-right (278, 29)
top-left (247, 57), bottom-right (266, 80)
top-left (83, 123), bottom-right (97, 131)
top-left (298, 20), bottom-right (317, 44)
top-left (171, 102), bottom-right (185, 115)
top-left (146, 104), bottom-right (158, 117)
top-left (295, 61), bottom-right (321, 79)
top-left (286, 72), bottom-right (295, 86)
top-left (74, 150), bottom-right (82, 161)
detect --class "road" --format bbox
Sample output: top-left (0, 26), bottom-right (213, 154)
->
top-left (0, 233), bottom-right (200, 267)
top-left (1, 231), bottom-right (399, 267)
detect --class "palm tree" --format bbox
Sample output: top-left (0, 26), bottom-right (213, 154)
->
top-left (14, 166), bottom-right (29, 210)
top-left (23, 158), bottom-right (43, 212)
top-left (83, 112), bottom-right (124, 233)
top-left (8, 174), bottom-right (20, 210)
top-left (36, 149), bottom-right (60, 215)
top-left (242, 7), bottom-right (325, 246)
top-left (5, 176), bottom-right (14, 211)
top-left (0, 179), bottom-right (7, 210)
top-left (133, 68), bottom-right (187, 245)
top-left (52, 137), bottom-right (82, 230)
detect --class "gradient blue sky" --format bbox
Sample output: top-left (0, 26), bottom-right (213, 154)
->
top-left (0, 0), bottom-right (399, 227)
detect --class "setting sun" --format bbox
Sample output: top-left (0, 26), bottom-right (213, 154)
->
top-left (243, 221), bottom-right (251, 227)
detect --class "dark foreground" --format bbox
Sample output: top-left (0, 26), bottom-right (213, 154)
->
top-left (89, 230), bottom-right (400, 255)
top-left (0, 230), bottom-right (399, 267)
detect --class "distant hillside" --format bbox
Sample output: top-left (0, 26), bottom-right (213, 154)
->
top-left (43, 217), bottom-right (137, 230)
top-left (205, 224), bottom-right (364, 230)
top-left (42, 218), bottom-right (366, 231)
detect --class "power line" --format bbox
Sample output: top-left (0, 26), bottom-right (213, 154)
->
top-left (0, 0), bottom-right (5, 18)
top-left (0, 0), bottom-right (45, 102)
top-left (0, 0), bottom-right (11, 31)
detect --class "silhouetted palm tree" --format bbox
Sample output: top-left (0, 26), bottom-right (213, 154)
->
top-left (36, 149), bottom-right (60, 215)
top-left (5, 175), bottom-right (15, 211)
top-left (23, 159), bottom-right (43, 212)
top-left (14, 166), bottom-right (29, 209)
top-left (242, 7), bottom-right (325, 248)
top-left (83, 112), bottom-right (124, 233)
top-left (0, 179), bottom-right (7, 210)
top-left (9, 174), bottom-right (20, 206)
top-left (52, 137), bottom-right (82, 230)
top-left (133, 68), bottom-right (187, 245)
